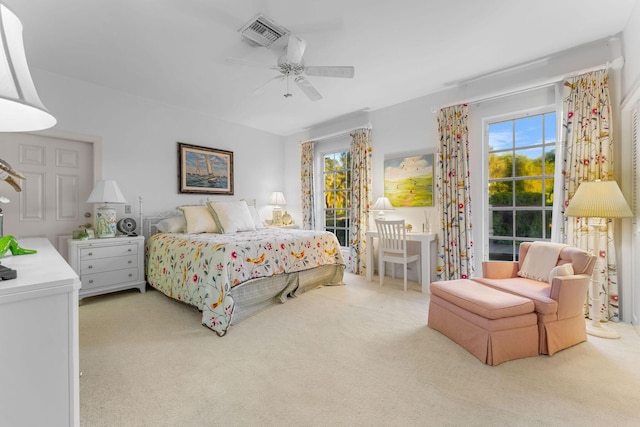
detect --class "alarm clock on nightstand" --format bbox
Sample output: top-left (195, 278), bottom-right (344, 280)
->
top-left (116, 217), bottom-right (137, 236)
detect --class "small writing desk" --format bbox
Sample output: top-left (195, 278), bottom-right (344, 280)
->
top-left (365, 230), bottom-right (437, 293)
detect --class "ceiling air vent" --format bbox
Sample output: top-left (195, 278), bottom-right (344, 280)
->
top-left (238, 14), bottom-right (289, 48)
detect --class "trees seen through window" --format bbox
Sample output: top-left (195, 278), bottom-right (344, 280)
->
top-left (487, 112), bottom-right (556, 260)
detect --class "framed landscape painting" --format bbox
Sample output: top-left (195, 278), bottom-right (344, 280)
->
top-left (384, 152), bottom-right (433, 207)
top-left (178, 142), bottom-right (234, 195)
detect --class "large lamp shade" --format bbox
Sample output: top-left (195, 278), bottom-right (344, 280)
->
top-left (565, 180), bottom-right (632, 218)
top-left (0, 4), bottom-right (56, 131)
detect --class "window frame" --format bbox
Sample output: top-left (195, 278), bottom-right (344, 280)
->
top-left (483, 106), bottom-right (558, 261)
top-left (314, 138), bottom-right (352, 248)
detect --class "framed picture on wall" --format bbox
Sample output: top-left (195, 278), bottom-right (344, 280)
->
top-left (178, 142), bottom-right (234, 195)
top-left (384, 152), bottom-right (434, 207)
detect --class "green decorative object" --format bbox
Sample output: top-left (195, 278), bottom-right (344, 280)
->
top-left (0, 235), bottom-right (37, 257)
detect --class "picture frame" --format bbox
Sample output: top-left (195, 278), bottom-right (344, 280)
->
top-left (384, 152), bottom-right (434, 207)
top-left (178, 142), bottom-right (234, 195)
top-left (85, 229), bottom-right (95, 239)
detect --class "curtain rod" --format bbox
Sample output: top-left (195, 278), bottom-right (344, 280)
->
top-left (435, 56), bottom-right (624, 112)
top-left (300, 123), bottom-right (372, 144)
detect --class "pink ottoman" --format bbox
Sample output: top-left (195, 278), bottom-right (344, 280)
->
top-left (428, 279), bottom-right (539, 365)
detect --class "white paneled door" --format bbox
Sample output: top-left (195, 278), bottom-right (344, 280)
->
top-left (0, 132), bottom-right (94, 254)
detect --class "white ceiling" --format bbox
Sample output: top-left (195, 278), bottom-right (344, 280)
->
top-left (5, 0), bottom-right (637, 136)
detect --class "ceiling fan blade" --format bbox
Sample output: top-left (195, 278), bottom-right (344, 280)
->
top-left (286, 36), bottom-right (307, 64)
top-left (305, 66), bottom-right (355, 78)
top-left (251, 75), bottom-right (285, 95)
top-left (294, 76), bottom-right (322, 101)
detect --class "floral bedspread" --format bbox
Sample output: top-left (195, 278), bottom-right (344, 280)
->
top-left (145, 228), bottom-right (345, 336)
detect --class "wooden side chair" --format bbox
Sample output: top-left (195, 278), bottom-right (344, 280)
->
top-left (375, 219), bottom-right (421, 291)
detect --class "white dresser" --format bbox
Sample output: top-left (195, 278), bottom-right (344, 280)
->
top-left (0, 238), bottom-right (81, 427)
top-left (68, 235), bottom-right (145, 299)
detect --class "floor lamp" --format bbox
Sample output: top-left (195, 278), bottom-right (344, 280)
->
top-left (565, 179), bottom-right (632, 339)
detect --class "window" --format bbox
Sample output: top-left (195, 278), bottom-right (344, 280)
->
top-left (487, 112), bottom-right (556, 261)
top-left (323, 150), bottom-right (351, 246)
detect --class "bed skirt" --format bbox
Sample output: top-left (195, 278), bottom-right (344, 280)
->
top-left (230, 264), bottom-right (345, 324)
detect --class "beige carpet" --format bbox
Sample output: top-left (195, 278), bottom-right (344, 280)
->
top-left (79, 273), bottom-right (640, 426)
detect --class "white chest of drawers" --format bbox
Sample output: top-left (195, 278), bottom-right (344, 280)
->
top-left (0, 238), bottom-right (81, 427)
top-left (68, 235), bottom-right (146, 299)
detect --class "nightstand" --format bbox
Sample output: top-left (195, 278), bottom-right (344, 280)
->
top-left (68, 235), bottom-right (145, 299)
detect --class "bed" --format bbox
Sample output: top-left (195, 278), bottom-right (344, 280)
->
top-left (144, 202), bottom-right (345, 336)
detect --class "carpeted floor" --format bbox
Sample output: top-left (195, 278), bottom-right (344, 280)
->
top-left (79, 273), bottom-right (640, 426)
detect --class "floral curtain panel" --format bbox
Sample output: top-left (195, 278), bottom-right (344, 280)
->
top-left (349, 128), bottom-right (372, 275)
top-left (561, 69), bottom-right (619, 321)
top-left (300, 141), bottom-right (315, 230)
top-left (436, 104), bottom-right (475, 280)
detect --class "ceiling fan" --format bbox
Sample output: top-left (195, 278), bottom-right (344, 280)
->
top-left (232, 35), bottom-right (355, 101)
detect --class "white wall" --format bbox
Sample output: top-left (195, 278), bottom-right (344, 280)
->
top-left (32, 69), bottom-right (285, 222)
top-left (622, 1), bottom-right (640, 96)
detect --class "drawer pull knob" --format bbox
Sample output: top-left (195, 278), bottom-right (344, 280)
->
top-left (128, 273), bottom-right (133, 277)
top-left (88, 280), bottom-right (93, 284)
top-left (128, 248), bottom-right (132, 252)
top-left (88, 252), bottom-right (93, 256)
top-left (88, 265), bottom-right (93, 269)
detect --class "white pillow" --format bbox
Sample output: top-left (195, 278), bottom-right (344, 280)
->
top-left (248, 205), bottom-right (265, 229)
top-left (178, 205), bottom-right (220, 234)
top-left (155, 216), bottom-right (186, 233)
top-left (548, 264), bottom-right (574, 284)
top-left (208, 200), bottom-right (256, 233)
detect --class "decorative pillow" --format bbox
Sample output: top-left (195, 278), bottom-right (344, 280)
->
top-left (517, 242), bottom-right (565, 282)
top-left (248, 205), bottom-right (265, 229)
top-left (548, 263), bottom-right (574, 284)
top-left (207, 200), bottom-right (256, 233)
top-left (155, 216), bottom-right (186, 233)
top-left (178, 205), bottom-right (220, 234)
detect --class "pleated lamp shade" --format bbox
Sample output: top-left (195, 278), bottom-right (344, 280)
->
top-left (565, 180), bottom-right (632, 218)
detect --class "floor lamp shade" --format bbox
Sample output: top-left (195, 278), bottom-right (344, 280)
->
top-left (564, 180), bottom-right (633, 218)
top-left (565, 179), bottom-right (632, 339)
top-left (87, 180), bottom-right (127, 238)
top-left (0, 4), bottom-right (56, 131)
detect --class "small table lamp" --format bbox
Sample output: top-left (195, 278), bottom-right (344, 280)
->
top-left (565, 179), bottom-right (632, 339)
top-left (371, 196), bottom-right (394, 219)
top-left (269, 191), bottom-right (287, 225)
top-left (87, 180), bottom-right (127, 238)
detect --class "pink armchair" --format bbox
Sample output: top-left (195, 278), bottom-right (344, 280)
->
top-left (472, 242), bottom-right (596, 355)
